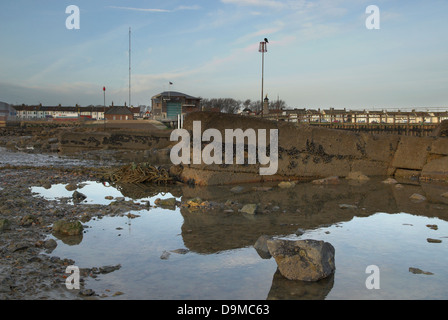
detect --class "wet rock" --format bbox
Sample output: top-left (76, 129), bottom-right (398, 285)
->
top-left (339, 204), bottom-right (358, 210)
top-left (382, 178), bottom-right (398, 184)
top-left (52, 220), bottom-right (83, 236)
top-left (311, 176), bottom-right (340, 185)
top-left (409, 267), bottom-right (433, 275)
top-left (278, 181), bottom-right (295, 189)
top-left (241, 204), bottom-right (258, 215)
top-left (72, 191), bottom-right (87, 202)
top-left (79, 289), bottom-right (95, 297)
top-left (65, 183), bottom-right (78, 191)
top-left (160, 251), bottom-right (171, 260)
top-left (254, 235), bottom-right (272, 259)
top-left (0, 218), bottom-right (11, 232)
top-left (267, 239), bottom-right (336, 281)
top-left (409, 193), bottom-right (426, 203)
top-left (230, 186), bottom-right (244, 193)
top-left (170, 248), bottom-right (189, 255)
top-left (99, 264), bottom-right (121, 274)
top-left (426, 224), bottom-right (438, 230)
top-left (43, 239), bottom-right (57, 251)
top-left (346, 171), bottom-right (370, 181)
top-left (295, 228), bottom-right (305, 236)
top-left (155, 197), bottom-right (177, 208)
top-left (427, 238), bottom-right (442, 243)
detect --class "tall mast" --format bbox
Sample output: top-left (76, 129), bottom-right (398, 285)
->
top-left (129, 27), bottom-right (131, 108)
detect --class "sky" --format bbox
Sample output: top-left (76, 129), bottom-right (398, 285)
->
top-left (0, 0), bottom-right (447, 110)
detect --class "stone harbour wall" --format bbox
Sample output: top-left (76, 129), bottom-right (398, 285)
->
top-left (177, 112), bottom-right (448, 185)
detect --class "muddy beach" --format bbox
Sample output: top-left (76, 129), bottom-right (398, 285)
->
top-left (1, 121), bottom-right (448, 300)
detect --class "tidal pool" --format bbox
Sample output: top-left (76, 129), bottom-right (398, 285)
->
top-left (32, 179), bottom-right (448, 300)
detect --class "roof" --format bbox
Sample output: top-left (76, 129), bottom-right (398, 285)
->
top-left (105, 106), bottom-right (133, 115)
top-left (152, 91), bottom-right (201, 101)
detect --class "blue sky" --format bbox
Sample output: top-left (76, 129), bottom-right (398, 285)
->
top-left (0, 0), bottom-right (447, 110)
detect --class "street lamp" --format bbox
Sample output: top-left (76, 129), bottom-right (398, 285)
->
top-left (259, 40), bottom-right (268, 116)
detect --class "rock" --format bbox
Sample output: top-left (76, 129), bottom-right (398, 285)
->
top-left (72, 191), bottom-right (87, 202)
top-left (186, 198), bottom-right (203, 207)
top-left (170, 248), bottom-right (189, 255)
top-left (160, 251), bottom-right (171, 260)
top-left (427, 238), bottom-right (442, 243)
top-left (155, 197), bottom-right (177, 208)
top-left (0, 218), bottom-right (11, 232)
top-left (409, 267), bottom-right (433, 275)
top-left (295, 228), bottom-right (305, 236)
top-left (241, 204), bottom-right (258, 215)
top-left (382, 178), bottom-right (398, 184)
top-left (43, 239), bottom-right (57, 250)
top-left (267, 239), bottom-right (336, 281)
top-left (52, 220), bottom-right (83, 236)
top-left (254, 235), bottom-right (272, 259)
top-left (441, 192), bottom-right (448, 198)
top-left (409, 193), bottom-right (426, 202)
top-left (65, 183), bottom-right (78, 191)
top-left (230, 186), bottom-right (244, 193)
top-left (105, 196), bottom-right (114, 200)
top-left (79, 289), bottom-right (95, 296)
top-left (395, 184), bottom-right (404, 189)
top-left (99, 264), bottom-right (121, 274)
top-left (346, 171), bottom-right (370, 181)
top-left (311, 176), bottom-right (340, 185)
top-left (278, 181), bottom-right (295, 189)
top-left (339, 204), bottom-right (357, 210)
top-left (426, 224), bottom-right (438, 230)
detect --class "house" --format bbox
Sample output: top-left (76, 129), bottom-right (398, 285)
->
top-left (104, 105), bottom-right (134, 121)
top-left (151, 91), bottom-right (201, 120)
top-left (0, 102), bottom-right (16, 124)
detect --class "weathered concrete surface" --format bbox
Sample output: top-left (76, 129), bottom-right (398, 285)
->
top-left (178, 112), bottom-right (448, 185)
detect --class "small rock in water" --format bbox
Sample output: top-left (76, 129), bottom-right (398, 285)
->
top-left (339, 204), bottom-right (357, 210)
top-left (240, 204), bottom-right (258, 215)
top-left (72, 191), bottom-right (87, 202)
top-left (278, 181), bottom-right (295, 189)
top-left (267, 239), bottom-right (335, 281)
top-left (409, 267), bottom-right (433, 275)
top-left (426, 224), bottom-right (438, 230)
top-left (170, 248), bottom-right (189, 255)
top-left (230, 186), bottom-right (244, 193)
top-left (409, 193), bottom-right (426, 202)
top-left (427, 238), bottom-right (442, 243)
top-left (253, 235), bottom-right (272, 259)
top-left (346, 171), bottom-right (370, 181)
top-left (160, 251), bottom-right (171, 260)
top-left (311, 176), bottom-right (340, 185)
top-left (382, 178), bottom-right (398, 184)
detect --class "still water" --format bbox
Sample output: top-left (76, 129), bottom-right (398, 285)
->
top-left (32, 178), bottom-right (448, 300)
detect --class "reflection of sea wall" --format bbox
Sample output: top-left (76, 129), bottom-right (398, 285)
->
top-left (179, 112), bottom-right (448, 185)
top-left (178, 179), bottom-right (448, 254)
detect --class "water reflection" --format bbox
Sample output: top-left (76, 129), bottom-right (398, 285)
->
top-left (33, 177), bottom-right (448, 299)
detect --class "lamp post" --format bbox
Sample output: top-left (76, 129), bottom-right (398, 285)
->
top-left (103, 86), bottom-right (106, 129)
top-left (259, 40), bottom-right (267, 116)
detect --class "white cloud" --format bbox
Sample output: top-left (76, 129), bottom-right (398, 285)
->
top-left (108, 6), bottom-right (171, 13)
top-left (221, 0), bottom-right (286, 9)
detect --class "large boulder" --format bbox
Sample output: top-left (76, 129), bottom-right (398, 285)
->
top-left (267, 239), bottom-right (335, 281)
